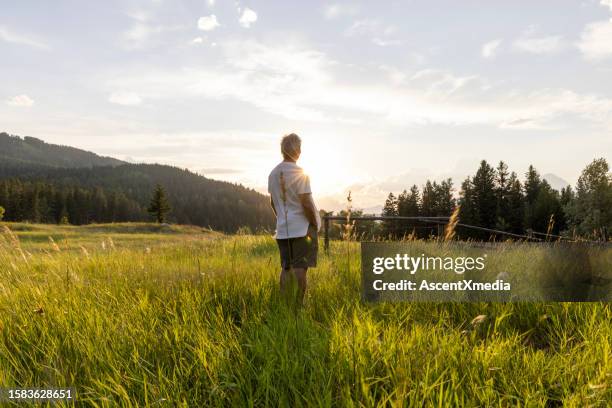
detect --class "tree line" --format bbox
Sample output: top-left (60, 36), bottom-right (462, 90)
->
top-left (0, 163), bottom-right (275, 232)
top-left (378, 158), bottom-right (610, 240)
top-left (0, 179), bottom-right (147, 225)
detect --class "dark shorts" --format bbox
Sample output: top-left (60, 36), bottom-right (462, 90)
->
top-left (276, 225), bottom-right (318, 269)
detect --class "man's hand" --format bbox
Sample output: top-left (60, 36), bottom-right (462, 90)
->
top-left (306, 224), bottom-right (316, 239)
top-left (299, 193), bottom-right (318, 228)
top-left (270, 197), bottom-right (277, 217)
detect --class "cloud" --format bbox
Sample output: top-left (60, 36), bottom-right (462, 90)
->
top-left (125, 9), bottom-right (151, 23)
top-left (239, 8), bottom-right (258, 28)
top-left (513, 27), bottom-right (566, 54)
top-left (6, 94), bottom-right (34, 107)
top-left (121, 13), bottom-right (184, 50)
top-left (123, 23), bottom-right (152, 47)
top-left (198, 15), bottom-right (220, 31)
top-left (577, 20), bottom-right (612, 60)
top-left (106, 39), bottom-right (612, 130)
top-left (409, 69), bottom-right (480, 97)
top-left (200, 167), bottom-right (243, 175)
top-left (0, 26), bottom-right (49, 50)
top-left (513, 26), bottom-right (567, 54)
top-left (323, 4), bottom-right (359, 19)
top-left (345, 19), bottom-right (399, 46)
top-left (192, 36), bottom-right (204, 44)
top-left (371, 38), bottom-right (401, 47)
top-left (482, 39), bottom-right (502, 59)
top-left (108, 92), bottom-right (142, 106)
top-left (345, 19), bottom-right (395, 37)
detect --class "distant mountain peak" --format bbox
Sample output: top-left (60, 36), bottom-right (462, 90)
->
top-left (542, 173), bottom-right (570, 191)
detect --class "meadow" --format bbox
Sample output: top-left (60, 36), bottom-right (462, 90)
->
top-left (0, 223), bottom-right (610, 407)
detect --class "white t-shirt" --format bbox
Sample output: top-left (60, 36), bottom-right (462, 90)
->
top-left (268, 161), bottom-right (321, 239)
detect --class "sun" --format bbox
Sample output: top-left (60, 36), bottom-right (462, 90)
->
top-left (298, 137), bottom-right (357, 196)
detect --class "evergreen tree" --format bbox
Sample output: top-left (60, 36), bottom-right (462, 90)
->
top-left (495, 161), bottom-right (511, 231)
top-left (523, 165), bottom-right (542, 231)
top-left (560, 186), bottom-right (574, 207)
top-left (531, 180), bottom-right (565, 235)
top-left (0, 183), bottom-right (8, 211)
top-left (421, 181), bottom-right (436, 217)
top-left (382, 193), bottom-right (398, 238)
top-left (471, 160), bottom-right (497, 230)
top-left (524, 165), bottom-right (541, 205)
top-left (506, 172), bottom-right (525, 234)
top-left (434, 178), bottom-right (455, 216)
top-left (397, 185), bottom-right (421, 236)
top-left (458, 177), bottom-right (475, 226)
top-left (565, 158), bottom-right (612, 239)
top-left (148, 184), bottom-right (172, 223)
top-left (397, 189), bottom-right (409, 236)
top-left (399, 185), bottom-right (420, 217)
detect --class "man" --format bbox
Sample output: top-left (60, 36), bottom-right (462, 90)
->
top-left (268, 133), bottom-right (321, 306)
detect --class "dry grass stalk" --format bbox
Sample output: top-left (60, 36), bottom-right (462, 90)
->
top-left (444, 206), bottom-right (461, 242)
top-left (80, 245), bottom-right (90, 259)
top-left (49, 236), bottom-right (61, 252)
top-left (546, 215), bottom-right (555, 241)
top-left (342, 191), bottom-right (355, 241)
top-left (471, 314), bottom-right (487, 326)
top-left (3, 225), bottom-right (20, 249)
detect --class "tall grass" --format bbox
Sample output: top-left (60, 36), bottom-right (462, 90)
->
top-left (0, 223), bottom-right (610, 407)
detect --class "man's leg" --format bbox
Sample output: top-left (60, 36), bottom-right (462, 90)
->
top-left (280, 267), bottom-right (291, 294)
top-left (292, 267), bottom-right (308, 306)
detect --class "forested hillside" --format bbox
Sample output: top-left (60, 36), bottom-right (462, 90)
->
top-left (0, 133), bottom-right (275, 232)
top-left (0, 132), bottom-right (123, 168)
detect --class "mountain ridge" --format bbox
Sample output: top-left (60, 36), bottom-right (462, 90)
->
top-left (0, 132), bottom-right (275, 232)
top-left (0, 132), bottom-right (125, 168)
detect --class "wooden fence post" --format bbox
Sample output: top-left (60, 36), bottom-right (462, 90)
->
top-left (324, 216), bottom-right (330, 254)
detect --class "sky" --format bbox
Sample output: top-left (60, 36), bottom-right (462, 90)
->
top-left (1, 0), bottom-right (612, 211)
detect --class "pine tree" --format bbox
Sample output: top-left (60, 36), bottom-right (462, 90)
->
top-left (532, 181), bottom-right (564, 235)
top-left (506, 172), bottom-right (525, 234)
top-left (524, 165), bottom-right (541, 204)
top-left (397, 190), bottom-right (409, 236)
top-left (471, 160), bottom-right (497, 230)
top-left (524, 165), bottom-right (542, 231)
top-left (396, 186), bottom-right (421, 236)
top-left (401, 185), bottom-right (420, 217)
top-left (0, 183), bottom-right (8, 211)
top-left (434, 178), bottom-right (455, 216)
top-left (148, 184), bottom-right (171, 223)
top-left (421, 181), bottom-right (436, 217)
top-left (495, 161), bottom-right (511, 230)
top-left (382, 193), bottom-right (398, 238)
top-left (565, 158), bottom-right (611, 239)
top-left (458, 177), bottom-right (476, 228)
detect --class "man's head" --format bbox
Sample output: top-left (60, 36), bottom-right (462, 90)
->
top-left (281, 133), bottom-right (301, 162)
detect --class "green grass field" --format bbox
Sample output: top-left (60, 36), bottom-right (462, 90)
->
top-left (0, 223), bottom-right (610, 407)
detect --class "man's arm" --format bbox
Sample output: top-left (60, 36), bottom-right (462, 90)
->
top-left (299, 193), bottom-right (318, 227)
top-left (270, 197), bottom-right (277, 217)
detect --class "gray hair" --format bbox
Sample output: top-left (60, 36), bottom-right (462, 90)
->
top-left (281, 133), bottom-right (301, 160)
